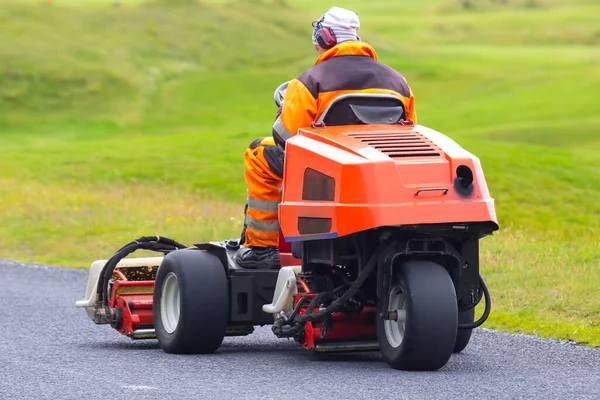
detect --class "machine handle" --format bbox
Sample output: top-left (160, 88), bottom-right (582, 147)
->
top-left (414, 187), bottom-right (449, 196)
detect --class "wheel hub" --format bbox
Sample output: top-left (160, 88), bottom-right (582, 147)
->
top-left (383, 284), bottom-right (407, 348)
top-left (161, 272), bottom-right (181, 334)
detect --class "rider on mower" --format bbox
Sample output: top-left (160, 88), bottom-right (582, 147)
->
top-left (235, 6), bottom-right (418, 269)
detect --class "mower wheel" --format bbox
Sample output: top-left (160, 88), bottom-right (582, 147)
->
top-left (153, 248), bottom-right (229, 354)
top-left (377, 260), bottom-right (458, 371)
top-left (453, 307), bottom-right (475, 353)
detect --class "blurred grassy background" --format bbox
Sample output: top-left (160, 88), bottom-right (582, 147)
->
top-left (0, 0), bottom-right (598, 345)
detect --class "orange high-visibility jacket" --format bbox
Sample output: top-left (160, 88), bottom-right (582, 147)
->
top-left (272, 41), bottom-right (417, 148)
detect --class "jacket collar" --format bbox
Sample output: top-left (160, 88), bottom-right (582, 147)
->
top-left (314, 41), bottom-right (378, 65)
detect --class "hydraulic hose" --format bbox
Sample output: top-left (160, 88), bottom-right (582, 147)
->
top-left (275, 237), bottom-right (394, 337)
top-left (457, 274), bottom-right (491, 329)
top-left (275, 239), bottom-right (491, 336)
top-left (96, 236), bottom-right (188, 307)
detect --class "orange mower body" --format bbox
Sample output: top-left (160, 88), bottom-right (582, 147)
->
top-left (279, 123), bottom-right (497, 242)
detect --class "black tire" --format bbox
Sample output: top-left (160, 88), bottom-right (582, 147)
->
top-left (153, 248), bottom-right (229, 354)
top-left (377, 260), bottom-right (458, 371)
top-left (453, 307), bottom-right (475, 353)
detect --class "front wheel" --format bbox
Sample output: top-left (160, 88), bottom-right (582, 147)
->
top-left (377, 260), bottom-right (458, 371)
top-left (153, 248), bottom-right (229, 354)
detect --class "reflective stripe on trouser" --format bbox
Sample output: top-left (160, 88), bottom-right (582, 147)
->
top-left (241, 136), bottom-right (284, 248)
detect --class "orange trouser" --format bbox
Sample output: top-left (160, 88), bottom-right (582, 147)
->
top-left (240, 136), bottom-right (284, 248)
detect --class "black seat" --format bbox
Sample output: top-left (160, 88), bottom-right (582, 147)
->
top-left (318, 94), bottom-right (406, 126)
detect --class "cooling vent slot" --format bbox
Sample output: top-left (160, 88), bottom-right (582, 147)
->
top-left (345, 131), bottom-right (442, 158)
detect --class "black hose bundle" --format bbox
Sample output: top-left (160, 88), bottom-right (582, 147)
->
top-left (96, 236), bottom-right (188, 307)
top-left (274, 237), bottom-right (394, 338)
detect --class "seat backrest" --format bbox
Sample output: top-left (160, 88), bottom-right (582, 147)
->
top-left (317, 93), bottom-right (406, 126)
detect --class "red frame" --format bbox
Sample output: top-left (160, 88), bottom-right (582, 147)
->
top-left (278, 229), bottom-right (302, 266)
top-left (109, 274), bottom-right (155, 337)
top-left (293, 282), bottom-right (377, 350)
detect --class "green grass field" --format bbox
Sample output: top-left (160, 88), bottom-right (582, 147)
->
top-left (1, 0), bottom-right (598, 345)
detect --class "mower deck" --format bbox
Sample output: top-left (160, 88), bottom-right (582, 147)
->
top-left (76, 239), bottom-right (291, 340)
top-left (76, 238), bottom-right (382, 350)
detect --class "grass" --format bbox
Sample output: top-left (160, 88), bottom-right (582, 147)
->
top-left (0, 0), bottom-right (598, 346)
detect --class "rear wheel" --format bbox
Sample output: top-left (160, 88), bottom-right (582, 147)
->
top-left (377, 260), bottom-right (458, 371)
top-left (154, 248), bottom-right (229, 354)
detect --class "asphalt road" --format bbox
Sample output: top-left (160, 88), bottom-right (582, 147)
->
top-left (1, 260), bottom-right (599, 400)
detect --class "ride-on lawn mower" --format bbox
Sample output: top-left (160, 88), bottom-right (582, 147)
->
top-left (76, 81), bottom-right (499, 371)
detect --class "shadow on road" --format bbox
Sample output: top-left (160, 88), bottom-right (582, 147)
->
top-left (76, 338), bottom-right (389, 366)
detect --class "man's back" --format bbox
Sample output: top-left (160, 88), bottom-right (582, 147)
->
top-left (297, 42), bottom-right (415, 121)
top-left (273, 41), bottom-right (417, 148)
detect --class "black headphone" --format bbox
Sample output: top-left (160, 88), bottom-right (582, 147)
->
top-left (312, 19), bottom-right (337, 50)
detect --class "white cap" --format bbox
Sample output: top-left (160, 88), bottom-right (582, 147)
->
top-left (312, 6), bottom-right (360, 45)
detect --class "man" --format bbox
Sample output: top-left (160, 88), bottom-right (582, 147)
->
top-left (235, 6), bottom-right (418, 269)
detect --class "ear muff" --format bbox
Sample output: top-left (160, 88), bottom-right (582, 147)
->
top-left (315, 26), bottom-right (337, 49)
top-left (312, 19), bottom-right (337, 50)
